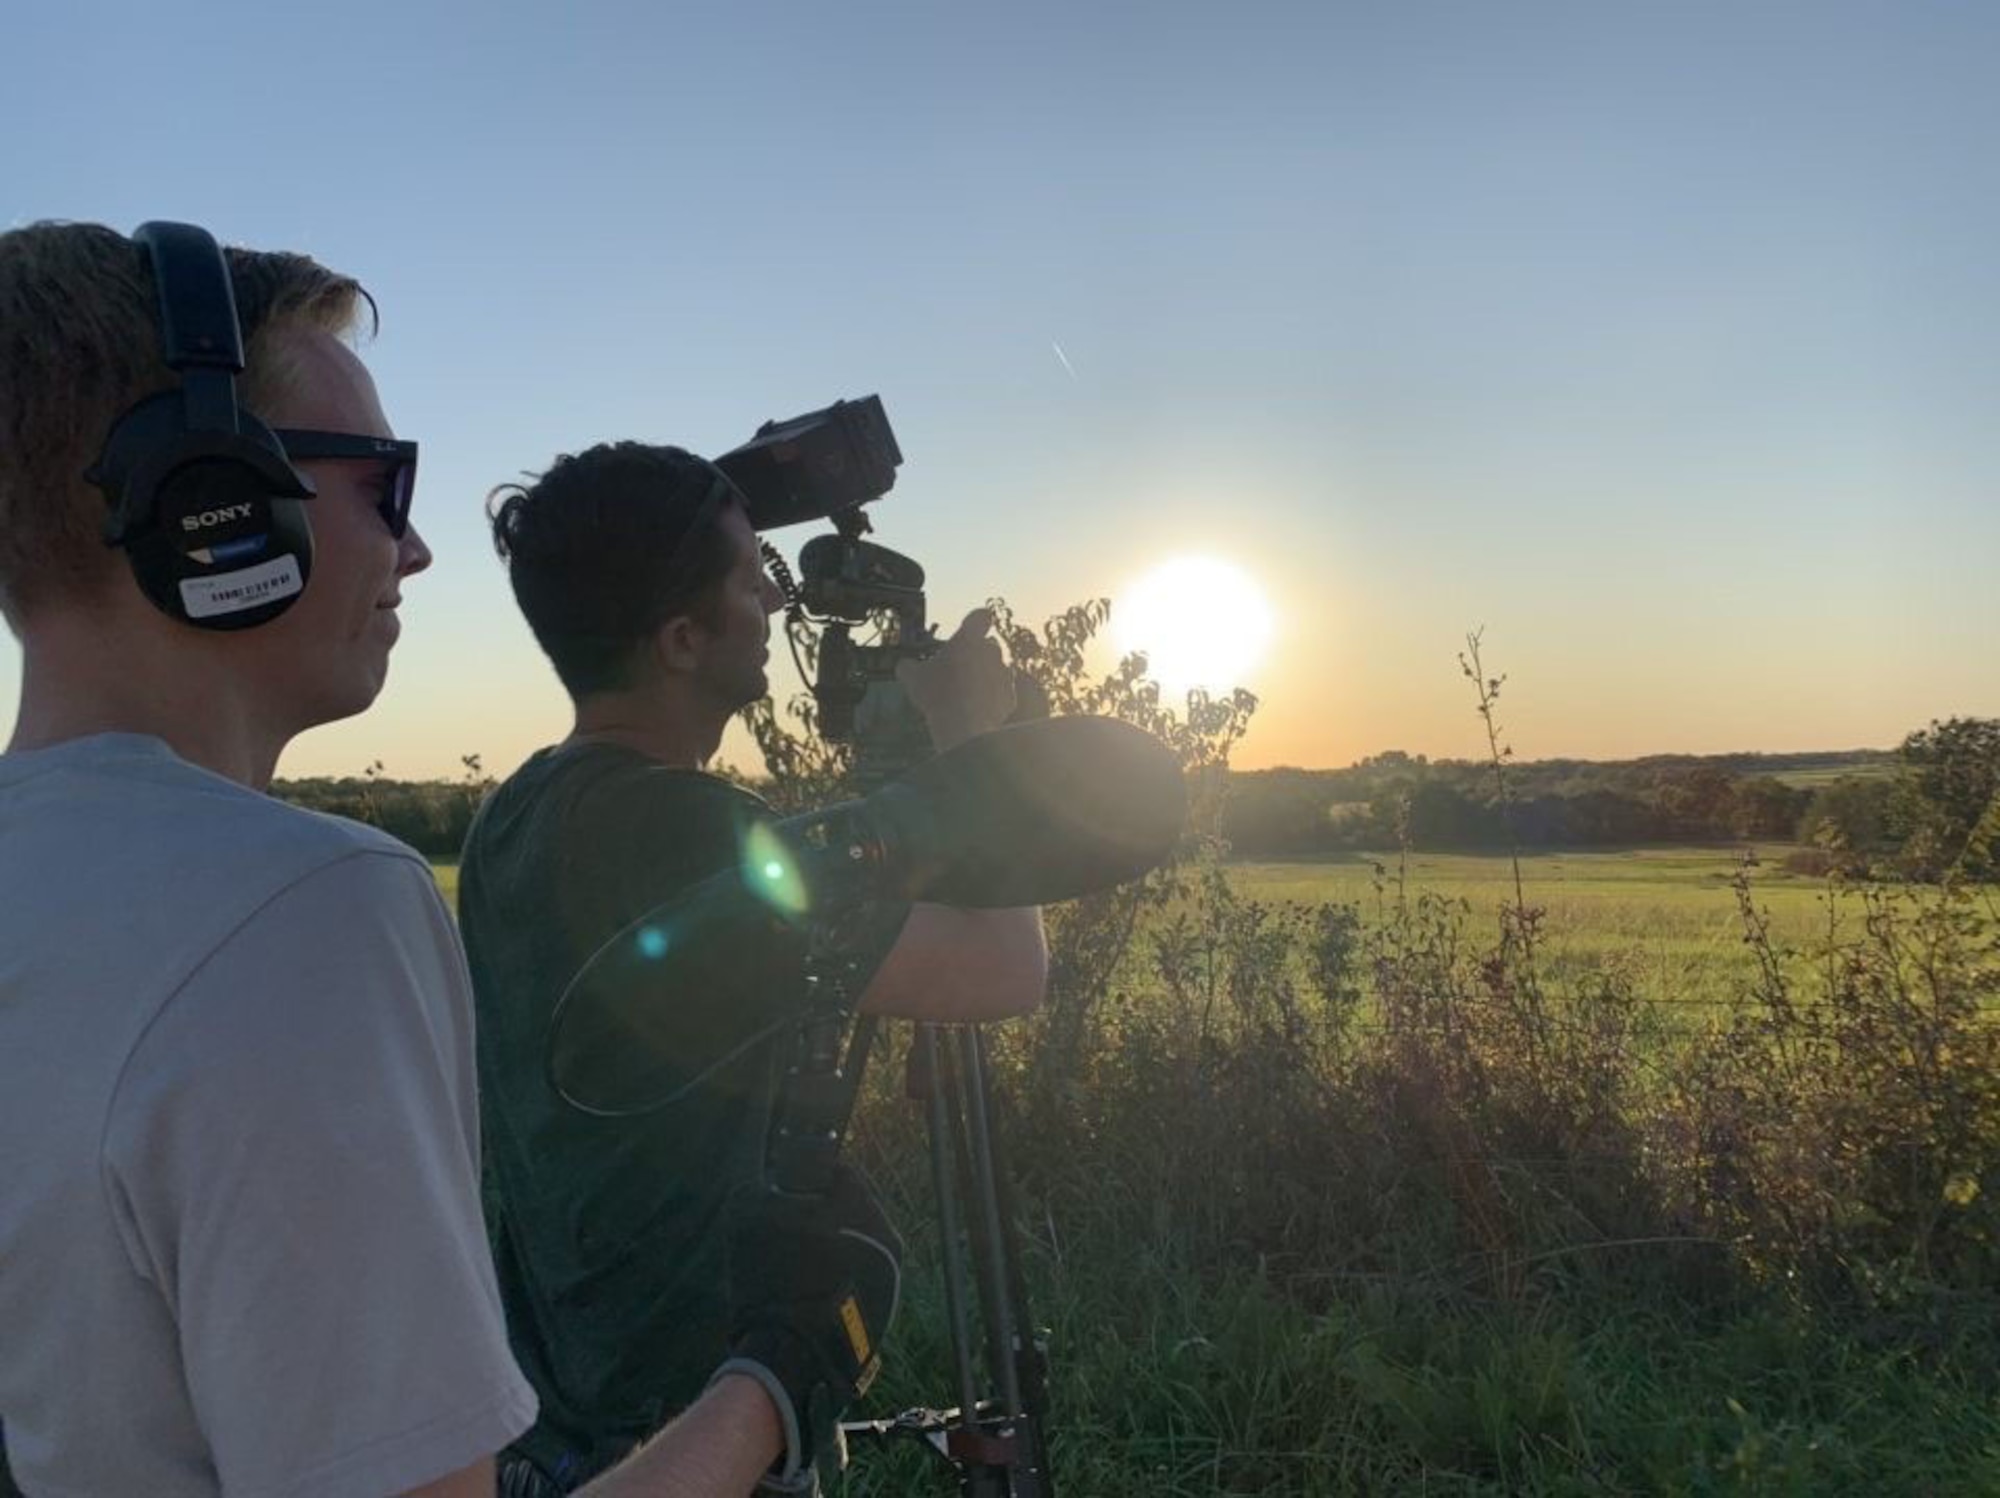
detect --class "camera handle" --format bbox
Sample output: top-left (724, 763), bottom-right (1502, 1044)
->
top-left (765, 926), bottom-right (882, 1197)
top-left (765, 940), bottom-right (1055, 1495)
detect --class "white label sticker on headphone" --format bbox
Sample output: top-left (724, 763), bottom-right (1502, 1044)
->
top-left (179, 557), bottom-right (304, 619)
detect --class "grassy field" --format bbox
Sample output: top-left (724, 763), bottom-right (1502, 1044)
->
top-left (1767, 763), bottom-right (1897, 789)
top-left (433, 842), bottom-right (1874, 1021)
top-left (1220, 845), bottom-right (1843, 1013)
top-left (434, 840), bottom-right (1832, 992)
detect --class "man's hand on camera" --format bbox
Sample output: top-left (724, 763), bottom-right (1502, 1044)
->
top-left (712, 1164), bottom-right (903, 1492)
top-left (897, 607), bottom-right (1015, 752)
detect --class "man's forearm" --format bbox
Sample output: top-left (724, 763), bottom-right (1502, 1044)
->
top-left (859, 904), bottom-right (1047, 1022)
top-left (575, 1373), bottom-right (780, 1497)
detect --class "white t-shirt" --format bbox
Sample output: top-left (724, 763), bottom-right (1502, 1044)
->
top-left (0, 735), bottom-right (536, 1497)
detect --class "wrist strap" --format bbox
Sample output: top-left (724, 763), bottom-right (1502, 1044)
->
top-left (712, 1339), bottom-right (809, 1483)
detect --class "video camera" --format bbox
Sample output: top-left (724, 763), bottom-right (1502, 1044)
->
top-left (714, 397), bottom-right (937, 781)
top-left (713, 394), bottom-right (902, 531)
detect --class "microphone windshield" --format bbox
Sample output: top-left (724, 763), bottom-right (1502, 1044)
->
top-left (850, 715), bottom-right (1187, 907)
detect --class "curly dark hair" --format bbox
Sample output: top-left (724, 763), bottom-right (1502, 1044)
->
top-left (488, 441), bottom-right (742, 698)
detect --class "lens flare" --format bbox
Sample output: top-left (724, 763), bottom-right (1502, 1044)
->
top-left (742, 822), bottom-right (810, 918)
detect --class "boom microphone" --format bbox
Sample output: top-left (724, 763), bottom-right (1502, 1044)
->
top-left (780, 715), bottom-right (1187, 909)
top-left (547, 715), bottom-right (1185, 1116)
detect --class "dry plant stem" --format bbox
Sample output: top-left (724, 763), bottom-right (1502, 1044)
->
top-left (1460, 628), bottom-right (1528, 923)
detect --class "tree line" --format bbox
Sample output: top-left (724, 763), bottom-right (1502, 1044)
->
top-left (271, 718), bottom-right (2000, 882)
top-left (274, 755), bottom-right (494, 859)
top-left (1219, 717), bottom-right (1999, 880)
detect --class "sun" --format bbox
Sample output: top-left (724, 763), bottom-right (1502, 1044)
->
top-left (1113, 555), bottom-right (1275, 694)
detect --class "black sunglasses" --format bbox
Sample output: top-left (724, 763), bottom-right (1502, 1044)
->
top-left (273, 429), bottom-right (419, 539)
top-left (657, 466), bottom-right (744, 579)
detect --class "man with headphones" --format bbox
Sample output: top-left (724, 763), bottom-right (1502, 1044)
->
top-left (0, 220), bottom-right (901, 1497)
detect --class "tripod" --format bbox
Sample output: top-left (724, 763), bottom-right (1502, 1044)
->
top-left (767, 958), bottom-right (1055, 1496)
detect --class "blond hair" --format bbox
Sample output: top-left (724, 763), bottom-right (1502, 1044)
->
top-left (0, 221), bottom-right (373, 626)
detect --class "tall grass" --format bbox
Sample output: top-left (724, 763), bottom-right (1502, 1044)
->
top-left (824, 613), bottom-right (2000, 1494)
top-left (841, 846), bottom-right (1999, 1493)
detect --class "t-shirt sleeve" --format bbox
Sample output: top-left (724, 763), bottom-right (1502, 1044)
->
top-left (103, 851), bottom-right (537, 1498)
top-left (580, 768), bottom-right (912, 1006)
top-left (579, 767), bottom-right (762, 898)
top-left (567, 768), bottom-right (805, 1034)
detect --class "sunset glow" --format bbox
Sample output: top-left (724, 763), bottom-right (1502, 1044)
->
top-left (1114, 556), bottom-right (1276, 695)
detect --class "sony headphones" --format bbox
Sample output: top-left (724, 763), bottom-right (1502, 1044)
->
top-left (87, 221), bottom-right (316, 630)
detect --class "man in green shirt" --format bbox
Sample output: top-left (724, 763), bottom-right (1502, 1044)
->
top-left (461, 441), bottom-right (1047, 1492)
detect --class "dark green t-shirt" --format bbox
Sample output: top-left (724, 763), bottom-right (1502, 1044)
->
top-left (459, 742), bottom-right (902, 1471)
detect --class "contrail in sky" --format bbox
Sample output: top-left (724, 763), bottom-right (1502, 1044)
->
top-left (1050, 340), bottom-right (1078, 382)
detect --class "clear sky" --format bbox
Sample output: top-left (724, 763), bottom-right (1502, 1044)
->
top-left (5, 0), bottom-right (1995, 780)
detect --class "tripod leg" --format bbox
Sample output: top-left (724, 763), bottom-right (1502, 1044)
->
top-left (908, 1025), bottom-right (1058, 1496)
top-left (966, 1030), bottom-right (1057, 1495)
top-left (912, 1024), bottom-right (983, 1422)
top-left (953, 1028), bottom-right (1026, 1421)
